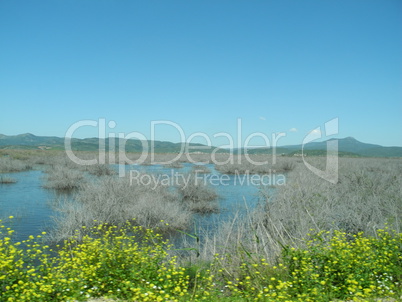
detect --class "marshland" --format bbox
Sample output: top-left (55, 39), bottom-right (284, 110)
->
top-left (0, 149), bottom-right (401, 301)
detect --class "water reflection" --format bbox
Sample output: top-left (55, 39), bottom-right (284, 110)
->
top-left (0, 170), bottom-right (57, 242)
top-left (0, 164), bottom-right (277, 243)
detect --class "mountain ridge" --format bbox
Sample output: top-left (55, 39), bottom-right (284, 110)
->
top-left (0, 134), bottom-right (401, 157)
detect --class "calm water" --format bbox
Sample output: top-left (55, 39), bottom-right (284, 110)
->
top-left (0, 170), bottom-right (57, 242)
top-left (0, 164), bottom-right (276, 242)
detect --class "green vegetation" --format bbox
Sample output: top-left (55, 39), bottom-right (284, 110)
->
top-left (0, 219), bottom-right (190, 302)
top-left (0, 133), bottom-right (225, 153)
top-left (1, 134), bottom-right (402, 157)
top-left (1, 217), bottom-right (401, 302)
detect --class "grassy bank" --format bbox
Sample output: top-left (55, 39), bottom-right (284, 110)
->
top-left (0, 218), bottom-right (401, 302)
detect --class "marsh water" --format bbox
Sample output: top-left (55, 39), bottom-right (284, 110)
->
top-left (0, 164), bottom-right (277, 242)
top-left (0, 170), bottom-right (57, 241)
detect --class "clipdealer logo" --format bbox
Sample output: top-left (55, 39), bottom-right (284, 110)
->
top-left (64, 118), bottom-right (339, 183)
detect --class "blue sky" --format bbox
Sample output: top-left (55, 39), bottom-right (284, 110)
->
top-left (1, 0), bottom-right (401, 147)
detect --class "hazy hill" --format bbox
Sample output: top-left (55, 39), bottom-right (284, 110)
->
top-left (247, 137), bottom-right (402, 158)
top-left (0, 134), bottom-right (401, 157)
top-left (0, 133), bottom-right (222, 153)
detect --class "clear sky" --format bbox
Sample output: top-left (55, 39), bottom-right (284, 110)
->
top-left (1, 0), bottom-right (401, 147)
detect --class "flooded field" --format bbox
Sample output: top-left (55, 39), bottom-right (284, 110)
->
top-left (0, 163), bottom-right (276, 242)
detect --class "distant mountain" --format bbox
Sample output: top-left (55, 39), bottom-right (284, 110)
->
top-left (0, 133), bottom-right (224, 153)
top-left (302, 137), bottom-right (382, 153)
top-left (248, 137), bottom-right (402, 158)
top-left (0, 134), bottom-right (401, 157)
top-left (0, 133), bottom-right (65, 146)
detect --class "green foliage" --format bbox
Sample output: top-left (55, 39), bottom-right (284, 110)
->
top-left (1, 219), bottom-right (190, 302)
top-left (1, 216), bottom-right (401, 302)
top-left (281, 229), bottom-right (402, 301)
top-left (211, 229), bottom-right (402, 301)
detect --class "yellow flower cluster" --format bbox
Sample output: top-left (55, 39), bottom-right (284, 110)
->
top-left (205, 228), bottom-right (401, 301)
top-left (1, 220), bottom-right (190, 302)
top-left (282, 228), bottom-right (402, 301)
top-left (1, 216), bottom-right (401, 302)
